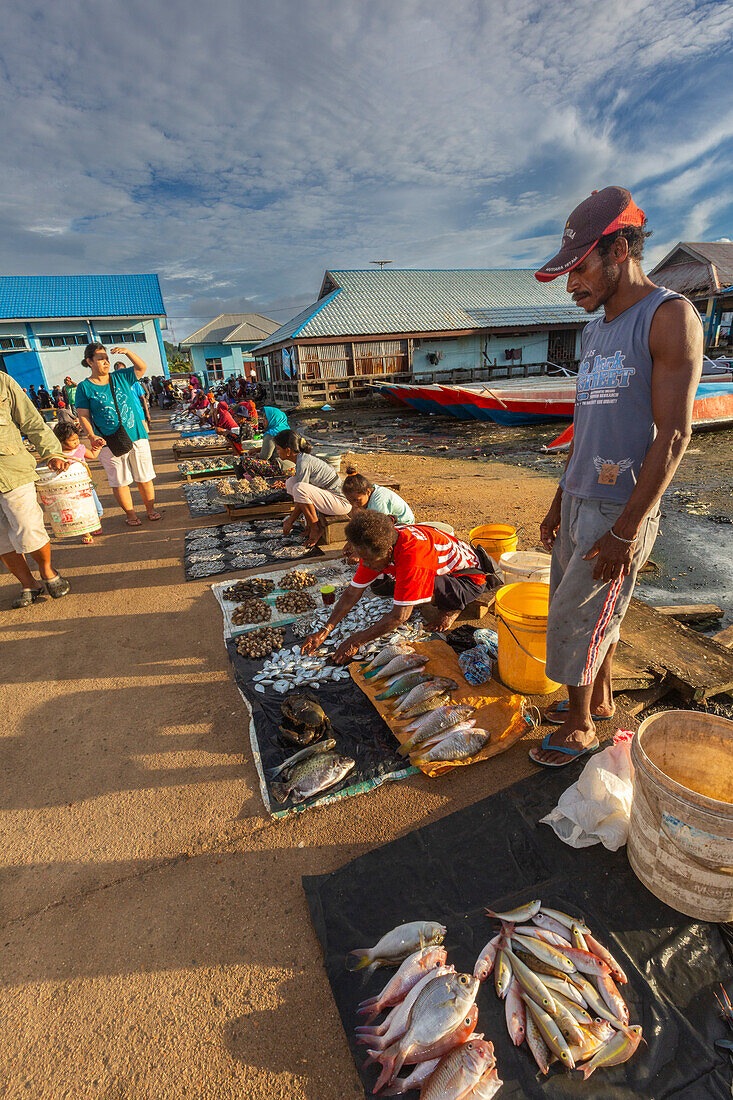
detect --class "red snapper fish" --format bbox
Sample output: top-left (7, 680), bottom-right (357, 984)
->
top-left (419, 1038), bottom-right (495, 1100)
top-left (357, 946), bottom-right (448, 1023)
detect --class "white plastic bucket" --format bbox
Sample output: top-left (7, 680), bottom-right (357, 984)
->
top-left (36, 462), bottom-right (100, 538)
top-left (314, 451), bottom-right (343, 473)
top-left (424, 521), bottom-right (455, 535)
top-left (499, 550), bottom-right (552, 585)
top-left (628, 710), bottom-right (733, 921)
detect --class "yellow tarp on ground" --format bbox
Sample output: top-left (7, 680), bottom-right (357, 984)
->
top-left (349, 637), bottom-right (529, 776)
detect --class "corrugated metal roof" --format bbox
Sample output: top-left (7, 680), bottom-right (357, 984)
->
top-left (0, 274), bottom-right (166, 319)
top-left (651, 242), bottom-right (733, 293)
top-left (254, 270), bottom-right (591, 351)
top-left (182, 312), bottom-right (279, 346)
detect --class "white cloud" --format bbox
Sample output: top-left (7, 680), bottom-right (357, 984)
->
top-left (0, 0), bottom-right (731, 334)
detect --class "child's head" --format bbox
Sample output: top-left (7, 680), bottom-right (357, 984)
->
top-left (342, 471), bottom-right (373, 509)
top-left (53, 421), bottom-right (80, 451)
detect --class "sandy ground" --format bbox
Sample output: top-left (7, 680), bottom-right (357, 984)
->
top-left (0, 412), bottom-right (713, 1098)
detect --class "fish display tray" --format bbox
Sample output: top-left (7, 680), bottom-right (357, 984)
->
top-left (227, 625), bottom-right (416, 818)
top-left (350, 637), bottom-right (530, 776)
top-left (182, 478), bottom-right (229, 518)
top-left (211, 561), bottom-right (354, 637)
top-left (183, 519), bottom-right (323, 580)
top-left (172, 442), bottom-right (233, 458)
top-left (303, 765), bottom-right (733, 1099)
top-left (179, 460), bottom-right (237, 480)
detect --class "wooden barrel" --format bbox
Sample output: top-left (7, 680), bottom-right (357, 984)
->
top-left (628, 710), bottom-right (733, 921)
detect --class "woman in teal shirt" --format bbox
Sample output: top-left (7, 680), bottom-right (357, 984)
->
top-left (75, 344), bottom-right (161, 526)
top-left (256, 405), bottom-right (289, 461)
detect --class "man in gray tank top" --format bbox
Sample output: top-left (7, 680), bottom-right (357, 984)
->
top-left (530, 186), bottom-right (703, 767)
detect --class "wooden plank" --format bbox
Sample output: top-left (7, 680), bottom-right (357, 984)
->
top-left (652, 603), bottom-right (724, 624)
top-left (713, 623), bottom-right (733, 649)
top-left (224, 501), bottom-right (292, 519)
top-left (616, 678), bottom-right (672, 718)
top-left (611, 645), bottom-right (661, 691)
top-left (621, 597), bottom-right (733, 701)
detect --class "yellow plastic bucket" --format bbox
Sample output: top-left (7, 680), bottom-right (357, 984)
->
top-left (495, 582), bottom-right (560, 695)
top-left (469, 523), bottom-right (518, 561)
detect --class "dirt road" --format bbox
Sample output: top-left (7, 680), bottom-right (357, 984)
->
top-left (0, 416), bottom-right (604, 1097)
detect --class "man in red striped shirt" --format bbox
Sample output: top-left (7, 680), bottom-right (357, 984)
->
top-left (301, 511), bottom-right (493, 663)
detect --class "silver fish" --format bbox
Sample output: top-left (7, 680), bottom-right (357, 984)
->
top-left (413, 727), bottom-right (490, 763)
top-left (362, 643), bottom-right (413, 673)
top-left (270, 750), bottom-right (355, 805)
top-left (392, 677), bottom-right (458, 715)
top-left (399, 707), bottom-right (476, 756)
top-left (396, 692), bottom-right (451, 720)
top-left (366, 653), bottom-right (426, 682)
top-left (266, 738), bottom-right (337, 779)
top-left (347, 920), bottom-right (447, 974)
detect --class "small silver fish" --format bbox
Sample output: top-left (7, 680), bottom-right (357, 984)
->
top-left (347, 920), bottom-right (447, 974)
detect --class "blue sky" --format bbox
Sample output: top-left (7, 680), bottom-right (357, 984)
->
top-left (1, 0), bottom-right (731, 340)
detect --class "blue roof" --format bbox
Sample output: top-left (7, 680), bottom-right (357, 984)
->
top-left (0, 274), bottom-right (166, 320)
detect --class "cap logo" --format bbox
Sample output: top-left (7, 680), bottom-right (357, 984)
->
top-left (564, 222), bottom-right (576, 240)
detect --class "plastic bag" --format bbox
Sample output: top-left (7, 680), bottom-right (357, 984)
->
top-left (540, 732), bottom-right (635, 851)
top-left (458, 628), bottom-right (498, 685)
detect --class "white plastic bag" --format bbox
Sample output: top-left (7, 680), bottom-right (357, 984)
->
top-left (540, 733), bottom-right (635, 851)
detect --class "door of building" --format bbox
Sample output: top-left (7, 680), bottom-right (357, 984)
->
top-left (0, 349), bottom-right (46, 390)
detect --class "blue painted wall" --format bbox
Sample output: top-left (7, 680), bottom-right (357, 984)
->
top-left (189, 342), bottom-right (259, 386)
top-left (1, 350), bottom-right (45, 390)
top-left (412, 330), bottom-right (583, 376)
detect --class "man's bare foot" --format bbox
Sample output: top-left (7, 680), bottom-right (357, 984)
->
top-left (430, 610), bottom-right (460, 632)
top-left (530, 717), bottom-right (598, 766)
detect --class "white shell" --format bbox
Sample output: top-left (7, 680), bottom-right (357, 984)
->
top-left (255, 684), bottom-right (266, 693)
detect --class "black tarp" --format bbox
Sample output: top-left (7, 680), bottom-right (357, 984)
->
top-left (303, 765), bottom-right (733, 1098)
top-left (228, 628), bottom-right (415, 815)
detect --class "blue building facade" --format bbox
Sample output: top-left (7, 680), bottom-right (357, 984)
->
top-left (0, 274), bottom-right (168, 393)
top-left (182, 314), bottom-right (279, 389)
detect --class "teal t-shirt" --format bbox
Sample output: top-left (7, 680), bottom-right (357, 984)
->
top-left (368, 484), bottom-right (415, 525)
top-left (76, 367), bottom-right (148, 442)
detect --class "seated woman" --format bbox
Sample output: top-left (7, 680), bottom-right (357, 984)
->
top-left (274, 430), bottom-right (350, 548)
top-left (342, 471), bottom-right (414, 525)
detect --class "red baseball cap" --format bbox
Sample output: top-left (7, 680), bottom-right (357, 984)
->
top-left (535, 186), bottom-right (645, 282)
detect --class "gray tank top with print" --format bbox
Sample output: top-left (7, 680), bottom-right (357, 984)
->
top-left (561, 285), bottom-right (695, 504)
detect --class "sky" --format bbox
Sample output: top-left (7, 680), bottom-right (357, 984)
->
top-left (1, 0), bottom-right (732, 341)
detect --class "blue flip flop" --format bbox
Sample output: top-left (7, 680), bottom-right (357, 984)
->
top-left (544, 700), bottom-right (613, 724)
top-left (529, 732), bottom-right (601, 769)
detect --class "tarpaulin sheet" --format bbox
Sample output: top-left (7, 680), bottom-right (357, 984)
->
top-left (303, 765), bottom-right (733, 1098)
top-left (350, 637), bottom-right (530, 775)
top-left (227, 627), bottom-right (416, 817)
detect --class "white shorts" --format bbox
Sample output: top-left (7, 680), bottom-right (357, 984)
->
top-left (0, 480), bottom-right (50, 556)
top-left (98, 437), bottom-right (156, 488)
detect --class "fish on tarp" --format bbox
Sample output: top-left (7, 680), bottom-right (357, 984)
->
top-left (266, 738), bottom-right (336, 779)
top-left (379, 1057), bottom-right (441, 1095)
top-left (464, 1066), bottom-right (504, 1099)
top-left (365, 653), bottom-right (427, 681)
top-left (399, 706), bottom-right (476, 755)
top-left (356, 967), bottom-right (456, 1048)
top-left (397, 692), bottom-right (452, 721)
top-left (412, 727), bottom-right (490, 764)
top-left (577, 1025), bottom-right (643, 1080)
top-left (390, 677), bottom-right (458, 714)
top-left (270, 750), bottom-right (355, 805)
top-left (362, 643), bottom-right (413, 673)
top-left (347, 920), bottom-right (447, 975)
top-left (419, 1038), bottom-right (496, 1100)
top-left (375, 671), bottom-right (432, 700)
top-left (356, 946), bottom-right (448, 1022)
top-left (486, 899), bottom-right (541, 923)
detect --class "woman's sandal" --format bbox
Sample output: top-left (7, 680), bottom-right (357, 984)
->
top-left (125, 516), bottom-right (142, 526)
top-left (146, 511), bottom-right (162, 521)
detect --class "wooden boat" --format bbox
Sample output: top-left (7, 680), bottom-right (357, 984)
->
top-left (371, 378), bottom-right (577, 424)
top-left (543, 381), bottom-right (733, 452)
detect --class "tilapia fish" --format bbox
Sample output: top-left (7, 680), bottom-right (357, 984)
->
top-left (362, 643), bottom-right (413, 673)
top-left (267, 738), bottom-right (336, 779)
top-left (270, 750), bottom-right (355, 804)
top-left (392, 677), bottom-right (458, 715)
top-left (347, 920), bottom-right (447, 974)
top-left (375, 671), bottom-right (432, 701)
top-left (398, 692), bottom-right (451, 720)
top-left (399, 706), bottom-right (476, 756)
top-left (412, 727), bottom-right (490, 764)
top-left (366, 653), bottom-right (426, 682)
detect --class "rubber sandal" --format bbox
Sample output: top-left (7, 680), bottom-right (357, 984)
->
top-left (12, 587), bottom-right (45, 608)
top-left (544, 700), bottom-right (613, 724)
top-left (529, 732), bottom-right (601, 769)
top-left (45, 573), bottom-right (70, 599)
top-left (146, 511), bottom-right (162, 521)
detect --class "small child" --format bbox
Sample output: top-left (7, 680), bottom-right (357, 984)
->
top-left (342, 471), bottom-right (415, 525)
top-left (53, 422), bottom-right (104, 545)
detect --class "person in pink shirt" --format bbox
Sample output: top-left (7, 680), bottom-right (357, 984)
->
top-left (53, 422), bottom-right (104, 545)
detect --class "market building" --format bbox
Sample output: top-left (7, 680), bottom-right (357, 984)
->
top-left (252, 268), bottom-right (595, 406)
top-left (650, 241), bottom-right (733, 351)
top-left (181, 313), bottom-right (279, 388)
top-left (0, 274), bottom-right (169, 392)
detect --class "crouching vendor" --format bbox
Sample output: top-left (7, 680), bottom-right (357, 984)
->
top-left (301, 511), bottom-right (500, 663)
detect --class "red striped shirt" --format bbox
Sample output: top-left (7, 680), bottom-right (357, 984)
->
top-left (351, 524), bottom-right (483, 605)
